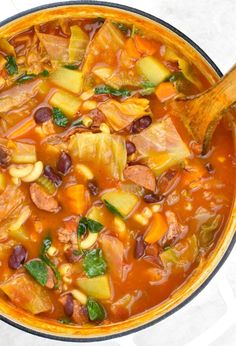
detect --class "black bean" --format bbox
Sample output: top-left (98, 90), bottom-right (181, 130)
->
top-left (87, 180), bottom-right (99, 196)
top-left (135, 236), bottom-right (146, 259)
top-left (8, 245), bottom-right (27, 270)
top-left (34, 107), bottom-right (52, 124)
top-left (205, 162), bottom-right (214, 174)
top-left (143, 193), bottom-right (164, 204)
top-left (64, 293), bottom-right (74, 317)
top-left (44, 165), bottom-right (62, 187)
top-left (131, 115), bottom-right (152, 134)
top-left (57, 152), bottom-right (72, 175)
top-left (125, 140), bottom-right (136, 156)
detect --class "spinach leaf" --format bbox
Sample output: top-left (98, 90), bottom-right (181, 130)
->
top-left (5, 55), bottom-right (18, 75)
top-left (39, 69), bottom-right (50, 77)
top-left (83, 249), bottom-right (107, 278)
top-left (168, 72), bottom-right (184, 82)
top-left (40, 235), bottom-right (61, 288)
top-left (16, 73), bottom-right (37, 84)
top-left (140, 87), bottom-right (155, 96)
top-left (24, 259), bottom-right (48, 286)
top-left (71, 118), bottom-right (83, 127)
top-left (63, 64), bottom-right (79, 70)
top-left (199, 215), bottom-right (221, 247)
top-left (112, 21), bottom-right (130, 35)
top-left (103, 199), bottom-right (123, 218)
top-left (95, 85), bottom-right (131, 97)
top-left (87, 298), bottom-right (105, 321)
top-left (52, 107), bottom-right (69, 127)
top-left (78, 217), bottom-right (103, 237)
top-left (141, 81), bottom-right (156, 88)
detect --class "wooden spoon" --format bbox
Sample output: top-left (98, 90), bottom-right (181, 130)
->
top-left (172, 65), bottom-right (236, 154)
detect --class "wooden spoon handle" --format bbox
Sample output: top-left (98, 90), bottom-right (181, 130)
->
top-left (175, 64), bottom-right (236, 153)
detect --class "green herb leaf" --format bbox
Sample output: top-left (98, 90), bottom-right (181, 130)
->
top-left (24, 259), bottom-right (48, 286)
top-left (140, 87), bottom-right (155, 96)
top-left (199, 215), bottom-right (221, 247)
top-left (63, 64), bottom-right (79, 70)
top-left (168, 72), bottom-right (184, 82)
top-left (58, 317), bottom-right (72, 324)
top-left (141, 81), bottom-right (156, 88)
top-left (78, 217), bottom-right (103, 237)
top-left (131, 25), bottom-right (142, 37)
top-left (95, 85), bottom-right (131, 97)
top-left (16, 73), bottom-right (37, 84)
top-left (83, 249), bottom-right (107, 278)
top-left (103, 199), bottom-right (123, 218)
top-left (87, 298), bottom-right (105, 321)
top-left (40, 235), bottom-right (61, 288)
top-left (71, 118), bottom-right (83, 127)
top-left (73, 249), bottom-right (82, 256)
top-left (5, 55), bottom-right (18, 76)
top-left (52, 107), bottom-right (69, 127)
top-left (39, 69), bottom-right (50, 77)
top-left (112, 21), bottom-right (130, 34)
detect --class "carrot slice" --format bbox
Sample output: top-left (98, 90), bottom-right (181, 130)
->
top-left (134, 35), bottom-right (158, 55)
top-left (155, 82), bottom-right (176, 102)
top-left (62, 184), bottom-right (89, 214)
top-left (124, 38), bottom-right (141, 59)
top-left (144, 213), bottom-right (168, 244)
top-left (6, 116), bottom-right (36, 139)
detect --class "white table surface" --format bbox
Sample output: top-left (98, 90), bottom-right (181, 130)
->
top-left (0, 1), bottom-right (236, 345)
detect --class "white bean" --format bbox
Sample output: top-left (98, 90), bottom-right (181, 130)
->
top-left (21, 161), bottom-right (43, 182)
top-left (9, 206), bottom-right (31, 231)
top-left (71, 289), bottom-right (87, 305)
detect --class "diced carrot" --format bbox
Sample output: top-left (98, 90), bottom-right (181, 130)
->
top-left (134, 35), bottom-right (159, 55)
top-left (144, 213), bottom-right (168, 244)
top-left (124, 38), bottom-right (141, 59)
top-left (155, 82), bottom-right (176, 102)
top-left (6, 116), bottom-right (36, 139)
top-left (63, 184), bottom-right (89, 214)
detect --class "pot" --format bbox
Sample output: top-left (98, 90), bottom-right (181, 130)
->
top-left (0, 1), bottom-right (235, 342)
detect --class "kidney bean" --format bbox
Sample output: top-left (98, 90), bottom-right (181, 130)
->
top-left (44, 165), bottom-right (62, 187)
top-left (57, 152), bottom-right (72, 175)
top-left (130, 115), bottom-right (152, 134)
top-left (143, 193), bottom-right (164, 204)
top-left (33, 107), bottom-right (52, 124)
top-left (64, 293), bottom-right (74, 317)
top-left (87, 180), bottom-right (99, 196)
top-left (125, 140), bottom-right (136, 156)
top-left (8, 245), bottom-right (27, 269)
top-left (135, 236), bottom-right (146, 259)
top-left (0, 144), bottom-right (10, 167)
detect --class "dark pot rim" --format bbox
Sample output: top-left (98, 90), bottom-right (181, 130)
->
top-left (0, 1), bottom-right (234, 343)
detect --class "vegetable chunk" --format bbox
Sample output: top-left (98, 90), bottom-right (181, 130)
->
top-left (76, 275), bottom-right (111, 300)
top-left (69, 25), bottom-right (89, 63)
top-left (50, 67), bottom-right (83, 94)
top-left (0, 273), bottom-right (52, 314)
top-left (101, 189), bottom-right (139, 218)
top-left (136, 56), bottom-right (171, 85)
top-left (129, 118), bottom-right (190, 176)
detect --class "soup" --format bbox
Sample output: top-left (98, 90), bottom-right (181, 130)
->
top-left (0, 15), bottom-right (234, 327)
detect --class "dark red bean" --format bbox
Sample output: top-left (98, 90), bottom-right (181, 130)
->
top-left (44, 165), bottom-right (62, 187)
top-left (64, 293), bottom-right (74, 317)
top-left (131, 115), bottom-right (152, 134)
top-left (33, 107), bottom-right (52, 124)
top-left (0, 144), bottom-right (10, 167)
top-left (143, 193), bottom-right (164, 204)
top-left (65, 248), bottom-right (83, 263)
top-left (125, 141), bottom-right (136, 156)
top-left (8, 245), bottom-right (27, 270)
top-left (57, 152), bottom-right (72, 175)
top-left (205, 162), bottom-right (214, 174)
top-left (87, 180), bottom-right (99, 196)
top-left (135, 236), bottom-right (146, 259)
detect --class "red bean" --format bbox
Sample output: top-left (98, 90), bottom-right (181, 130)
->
top-left (8, 245), bottom-right (27, 269)
top-left (64, 293), bottom-right (74, 317)
top-left (125, 141), bottom-right (136, 156)
top-left (131, 115), bottom-right (152, 134)
top-left (44, 165), bottom-right (62, 187)
top-left (57, 152), bottom-right (72, 175)
top-left (135, 236), bottom-right (146, 258)
top-left (143, 193), bottom-right (164, 204)
top-left (33, 107), bottom-right (52, 124)
top-left (87, 180), bottom-right (99, 196)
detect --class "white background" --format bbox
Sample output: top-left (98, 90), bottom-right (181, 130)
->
top-left (0, 1), bottom-right (236, 345)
